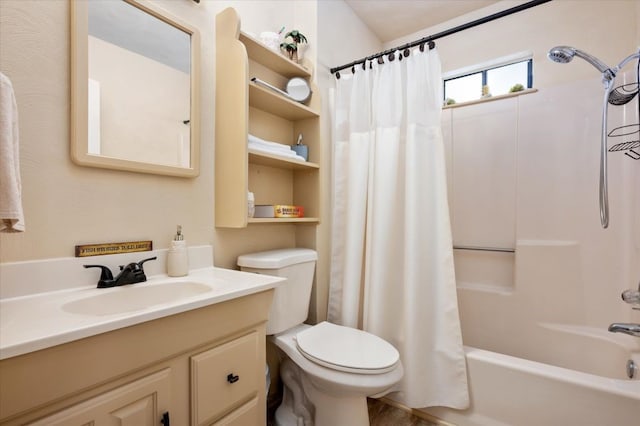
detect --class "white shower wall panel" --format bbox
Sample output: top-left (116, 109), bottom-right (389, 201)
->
top-left (450, 98), bottom-right (518, 250)
top-left (444, 73), bottom-right (638, 330)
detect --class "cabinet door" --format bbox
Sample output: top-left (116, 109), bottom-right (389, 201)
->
top-left (27, 369), bottom-right (171, 426)
top-left (191, 332), bottom-right (260, 425)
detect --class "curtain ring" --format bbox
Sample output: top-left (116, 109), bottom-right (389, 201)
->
top-left (403, 48), bottom-right (410, 58)
top-left (335, 71), bottom-right (341, 80)
top-left (388, 51), bottom-right (395, 61)
top-left (369, 60), bottom-right (373, 69)
top-left (362, 61), bottom-right (366, 71)
top-left (428, 40), bottom-right (436, 50)
top-left (351, 65), bottom-right (355, 74)
top-left (377, 56), bottom-right (384, 65)
top-left (419, 43), bottom-right (425, 52)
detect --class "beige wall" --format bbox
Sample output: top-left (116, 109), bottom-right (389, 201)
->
top-left (0, 0), bottom-right (307, 266)
top-left (386, 0), bottom-right (638, 88)
top-left (0, 0), bottom-right (214, 262)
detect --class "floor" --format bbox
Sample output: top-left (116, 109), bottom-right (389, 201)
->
top-left (267, 396), bottom-right (440, 425)
top-left (367, 398), bottom-right (441, 426)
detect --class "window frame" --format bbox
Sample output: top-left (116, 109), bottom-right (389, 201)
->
top-left (443, 54), bottom-right (533, 104)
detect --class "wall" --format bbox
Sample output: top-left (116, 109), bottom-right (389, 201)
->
top-left (0, 1), bottom-right (308, 268)
top-left (385, 0), bottom-right (638, 89)
top-left (0, 0), bottom-right (214, 263)
top-left (384, 0), bottom-right (640, 333)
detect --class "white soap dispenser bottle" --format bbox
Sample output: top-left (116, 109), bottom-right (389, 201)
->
top-left (167, 225), bottom-right (188, 277)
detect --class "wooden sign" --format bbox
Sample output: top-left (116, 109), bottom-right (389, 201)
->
top-left (75, 241), bottom-right (153, 257)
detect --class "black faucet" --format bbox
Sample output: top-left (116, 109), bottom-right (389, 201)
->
top-left (84, 256), bottom-right (157, 288)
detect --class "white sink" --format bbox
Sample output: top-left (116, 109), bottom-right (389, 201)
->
top-left (61, 281), bottom-right (212, 316)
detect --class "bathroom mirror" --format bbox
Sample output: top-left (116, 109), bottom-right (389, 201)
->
top-left (71, 0), bottom-right (200, 177)
top-left (286, 77), bottom-right (312, 103)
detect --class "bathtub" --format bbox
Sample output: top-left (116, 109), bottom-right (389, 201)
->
top-left (422, 324), bottom-right (640, 426)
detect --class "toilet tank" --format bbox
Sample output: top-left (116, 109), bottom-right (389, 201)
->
top-left (238, 248), bottom-right (317, 335)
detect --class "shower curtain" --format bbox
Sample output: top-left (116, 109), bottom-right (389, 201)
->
top-left (328, 48), bottom-right (469, 409)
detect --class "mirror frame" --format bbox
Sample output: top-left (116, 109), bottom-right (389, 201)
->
top-left (70, 0), bottom-right (200, 177)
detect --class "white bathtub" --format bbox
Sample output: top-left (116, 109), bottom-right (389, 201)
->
top-left (422, 326), bottom-right (640, 426)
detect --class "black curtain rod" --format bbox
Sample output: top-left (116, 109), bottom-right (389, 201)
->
top-left (330, 0), bottom-right (553, 76)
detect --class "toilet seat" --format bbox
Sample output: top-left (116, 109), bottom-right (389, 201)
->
top-left (295, 322), bottom-right (399, 375)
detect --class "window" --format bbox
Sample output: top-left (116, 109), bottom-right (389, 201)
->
top-left (444, 58), bottom-right (532, 105)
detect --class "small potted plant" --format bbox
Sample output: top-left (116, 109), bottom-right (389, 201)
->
top-left (280, 30), bottom-right (307, 62)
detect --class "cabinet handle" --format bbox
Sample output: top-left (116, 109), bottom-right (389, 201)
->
top-left (161, 411), bottom-right (170, 426)
top-left (227, 373), bottom-right (240, 384)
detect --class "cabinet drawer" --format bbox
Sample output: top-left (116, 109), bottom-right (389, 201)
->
top-left (191, 331), bottom-right (260, 425)
top-left (211, 396), bottom-right (259, 426)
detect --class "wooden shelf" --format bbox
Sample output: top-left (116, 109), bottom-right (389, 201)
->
top-left (249, 83), bottom-right (318, 120)
top-left (215, 7), bottom-right (320, 230)
top-left (248, 149), bottom-right (319, 170)
top-left (248, 217), bottom-right (319, 224)
top-left (239, 32), bottom-right (312, 78)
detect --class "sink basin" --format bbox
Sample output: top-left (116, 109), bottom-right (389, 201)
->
top-left (62, 281), bottom-right (212, 316)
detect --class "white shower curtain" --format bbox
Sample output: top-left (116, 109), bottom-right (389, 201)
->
top-left (328, 49), bottom-right (469, 409)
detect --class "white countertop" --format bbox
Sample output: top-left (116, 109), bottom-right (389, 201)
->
top-left (0, 267), bottom-right (284, 360)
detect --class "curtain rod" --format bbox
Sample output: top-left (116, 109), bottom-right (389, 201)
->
top-left (330, 0), bottom-right (552, 76)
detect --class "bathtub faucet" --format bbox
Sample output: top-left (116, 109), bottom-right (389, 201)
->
top-left (608, 323), bottom-right (640, 337)
top-left (621, 281), bottom-right (640, 310)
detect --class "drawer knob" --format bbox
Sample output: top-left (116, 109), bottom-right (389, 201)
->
top-left (227, 373), bottom-right (240, 384)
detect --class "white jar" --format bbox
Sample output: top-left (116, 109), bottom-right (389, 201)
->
top-left (167, 239), bottom-right (188, 277)
top-left (259, 31), bottom-right (280, 51)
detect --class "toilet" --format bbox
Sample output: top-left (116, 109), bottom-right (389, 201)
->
top-left (238, 248), bottom-right (403, 426)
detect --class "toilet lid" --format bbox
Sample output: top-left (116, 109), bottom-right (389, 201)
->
top-left (295, 322), bottom-right (399, 375)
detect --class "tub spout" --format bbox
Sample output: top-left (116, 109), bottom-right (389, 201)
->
top-left (608, 323), bottom-right (640, 337)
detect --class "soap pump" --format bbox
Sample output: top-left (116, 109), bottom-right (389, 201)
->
top-left (167, 225), bottom-right (188, 277)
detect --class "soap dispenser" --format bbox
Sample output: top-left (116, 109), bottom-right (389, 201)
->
top-left (167, 225), bottom-right (188, 277)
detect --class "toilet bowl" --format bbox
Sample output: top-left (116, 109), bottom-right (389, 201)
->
top-left (238, 248), bottom-right (403, 426)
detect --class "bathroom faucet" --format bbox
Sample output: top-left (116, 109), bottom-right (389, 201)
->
top-left (608, 323), bottom-right (640, 337)
top-left (84, 256), bottom-right (157, 288)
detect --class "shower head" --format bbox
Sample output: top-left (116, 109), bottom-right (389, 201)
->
top-left (548, 46), bottom-right (615, 79)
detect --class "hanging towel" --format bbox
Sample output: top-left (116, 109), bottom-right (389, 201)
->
top-left (0, 72), bottom-right (25, 232)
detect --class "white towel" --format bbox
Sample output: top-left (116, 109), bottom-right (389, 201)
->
top-left (248, 134), bottom-right (293, 153)
top-left (248, 133), bottom-right (306, 162)
top-left (0, 72), bottom-right (25, 232)
top-left (248, 145), bottom-right (306, 162)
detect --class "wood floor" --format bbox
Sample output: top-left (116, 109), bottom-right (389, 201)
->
top-left (267, 395), bottom-right (441, 425)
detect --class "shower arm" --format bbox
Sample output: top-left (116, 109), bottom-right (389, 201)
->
top-left (615, 50), bottom-right (640, 72)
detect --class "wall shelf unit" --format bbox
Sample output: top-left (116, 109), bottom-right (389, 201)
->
top-left (215, 7), bottom-right (321, 231)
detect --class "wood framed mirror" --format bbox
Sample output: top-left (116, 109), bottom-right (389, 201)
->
top-left (71, 0), bottom-right (200, 177)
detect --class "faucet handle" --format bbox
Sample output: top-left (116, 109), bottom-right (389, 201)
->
top-left (84, 264), bottom-right (115, 288)
top-left (622, 289), bottom-right (640, 304)
top-left (137, 256), bottom-right (157, 271)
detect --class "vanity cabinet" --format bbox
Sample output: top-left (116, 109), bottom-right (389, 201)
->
top-left (0, 290), bottom-right (273, 426)
top-left (215, 7), bottom-right (321, 228)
